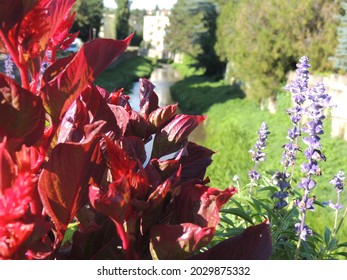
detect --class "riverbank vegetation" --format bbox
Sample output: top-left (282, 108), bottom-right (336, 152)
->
top-left (170, 57), bottom-right (347, 258)
top-left (95, 55), bottom-right (157, 91)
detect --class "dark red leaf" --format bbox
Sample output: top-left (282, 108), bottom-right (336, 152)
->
top-left (126, 110), bottom-right (149, 140)
top-left (81, 85), bottom-right (128, 139)
top-left (141, 168), bottom-right (181, 235)
top-left (151, 114), bottom-right (206, 159)
top-left (150, 223), bottom-right (215, 260)
top-left (139, 78), bottom-right (159, 119)
top-left (38, 121), bottom-right (106, 240)
top-left (148, 104), bottom-right (177, 133)
top-left (0, 74), bottom-right (45, 148)
top-left (121, 136), bottom-right (147, 164)
top-left (167, 179), bottom-right (237, 228)
top-left (0, 139), bottom-right (14, 193)
top-left (190, 221), bottom-right (272, 260)
top-left (0, 0), bottom-right (36, 33)
top-left (40, 35), bottom-right (133, 127)
top-left (180, 142), bottom-right (214, 182)
top-left (89, 177), bottom-right (131, 224)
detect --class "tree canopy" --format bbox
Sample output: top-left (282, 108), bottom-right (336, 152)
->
top-left (215, 0), bottom-right (339, 100)
top-left (72, 0), bottom-right (104, 42)
top-left (115, 0), bottom-right (131, 40)
top-left (165, 0), bottom-right (225, 76)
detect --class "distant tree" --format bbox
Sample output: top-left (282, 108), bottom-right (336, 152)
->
top-left (215, 0), bottom-right (339, 100)
top-left (128, 8), bottom-right (146, 46)
top-left (165, 0), bottom-right (225, 76)
top-left (333, 1), bottom-right (347, 72)
top-left (115, 0), bottom-right (131, 39)
top-left (72, 0), bottom-right (104, 42)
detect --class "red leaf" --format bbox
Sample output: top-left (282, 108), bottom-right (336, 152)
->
top-left (38, 122), bottom-right (106, 240)
top-left (0, 74), bottom-right (45, 148)
top-left (0, 0), bottom-right (36, 33)
top-left (150, 223), bottom-right (215, 260)
top-left (141, 168), bottom-right (181, 235)
top-left (139, 78), bottom-right (159, 119)
top-left (121, 136), bottom-right (146, 164)
top-left (81, 85), bottom-right (128, 139)
top-left (40, 35), bottom-right (133, 127)
top-left (151, 114), bottom-right (206, 159)
top-left (89, 177), bottom-right (131, 224)
top-left (148, 104), bottom-right (177, 133)
top-left (0, 139), bottom-right (14, 193)
top-left (190, 221), bottom-right (272, 260)
top-left (168, 179), bottom-right (237, 228)
top-left (180, 142), bottom-right (214, 182)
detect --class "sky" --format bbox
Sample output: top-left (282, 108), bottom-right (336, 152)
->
top-left (103, 0), bottom-right (177, 10)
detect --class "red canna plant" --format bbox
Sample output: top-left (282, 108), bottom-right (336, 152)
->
top-left (0, 0), bottom-right (271, 260)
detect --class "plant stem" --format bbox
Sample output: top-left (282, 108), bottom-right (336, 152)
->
top-left (335, 201), bottom-right (347, 236)
top-left (295, 189), bottom-right (309, 260)
top-left (0, 29), bottom-right (30, 90)
top-left (114, 220), bottom-right (138, 259)
top-left (333, 193), bottom-right (340, 236)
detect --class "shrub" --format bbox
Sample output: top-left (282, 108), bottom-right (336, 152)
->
top-left (0, 0), bottom-right (270, 260)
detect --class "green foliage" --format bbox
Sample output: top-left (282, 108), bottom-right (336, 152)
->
top-left (129, 9), bottom-right (146, 46)
top-left (95, 56), bottom-right (156, 91)
top-left (115, 0), bottom-right (131, 39)
top-left (165, 0), bottom-right (225, 76)
top-left (72, 0), bottom-right (104, 42)
top-left (215, 0), bottom-right (339, 100)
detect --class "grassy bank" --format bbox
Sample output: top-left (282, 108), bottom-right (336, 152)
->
top-left (170, 62), bottom-right (347, 241)
top-left (95, 56), bottom-right (156, 92)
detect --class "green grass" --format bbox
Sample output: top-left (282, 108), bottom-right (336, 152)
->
top-left (202, 94), bottom-right (347, 241)
top-left (95, 56), bottom-right (156, 92)
top-left (169, 63), bottom-right (347, 243)
top-left (171, 76), bottom-right (245, 115)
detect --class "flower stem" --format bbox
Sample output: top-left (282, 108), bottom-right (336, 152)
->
top-left (333, 193), bottom-right (340, 236)
top-left (335, 201), bottom-right (347, 236)
top-left (0, 29), bottom-right (30, 90)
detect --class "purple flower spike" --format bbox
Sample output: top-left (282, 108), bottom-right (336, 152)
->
top-left (330, 170), bottom-right (345, 193)
top-left (248, 169), bottom-right (261, 181)
top-left (328, 200), bottom-right (343, 210)
top-left (5, 54), bottom-right (15, 79)
top-left (295, 223), bottom-right (313, 241)
top-left (248, 122), bottom-right (270, 183)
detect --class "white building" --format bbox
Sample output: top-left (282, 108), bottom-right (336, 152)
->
top-left (143, 10), bottom-right (170, 59)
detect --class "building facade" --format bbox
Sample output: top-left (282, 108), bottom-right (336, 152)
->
top-left (143, 10), bottom-right (170, 59)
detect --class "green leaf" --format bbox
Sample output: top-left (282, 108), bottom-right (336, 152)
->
top-left (220, 208), bottom-right (254, 225)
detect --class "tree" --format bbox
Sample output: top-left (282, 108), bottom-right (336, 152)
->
top-left (128, 8), bottom-right (146, 46)
top-left (115, 0), bottom-right (131, 40)
top-left (215, 0), bottom-right (339, 100)
top-left (165, 0), bottom-right (225, 76)
top-left (71, 0), bottom-right (104, 42)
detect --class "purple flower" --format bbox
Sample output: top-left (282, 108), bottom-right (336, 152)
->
top-left (271, 172), bottom-right (290, 209)
top-left (330, 170), bottom-right (345, 193)
top-left (4, 54), bottom-right (15, 79)
top-left (327, 199), bottom-right (343, 210)
top-left (295, 223), bottom-right (313, 241)
top-left (248, 122), bottom-right (270, 182)
top-left (295, 197), bottom-right (315, 212)
top-left (298, 177), bottom-right (316, 190)
top-left (248, 169), bottom-right (261, 181)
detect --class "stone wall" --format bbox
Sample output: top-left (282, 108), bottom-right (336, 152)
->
top-left (287, 71), bottom-right (347, 140)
